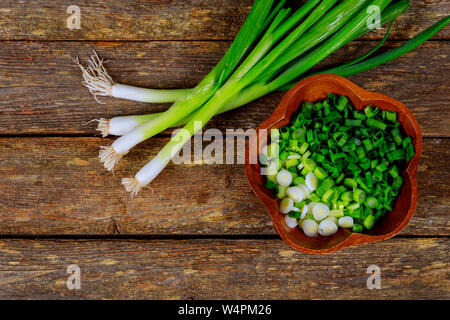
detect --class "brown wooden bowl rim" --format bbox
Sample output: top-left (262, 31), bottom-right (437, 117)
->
top-left (245, 74), bottom-right (422, 254)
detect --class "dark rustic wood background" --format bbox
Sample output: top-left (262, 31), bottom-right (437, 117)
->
top-left (0, 0), bottom-right (448, 299)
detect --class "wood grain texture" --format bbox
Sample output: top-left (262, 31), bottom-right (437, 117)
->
top-left (1, 41), bottom-right (449, 136)
top-left (0, 0), bottom-right (448, 301)
top-left (0, 137), bottom-right (448, 236)
top-left (0, 0), bottom-right (448, 41)
top-left (0, 238), bottom-right (448, 299)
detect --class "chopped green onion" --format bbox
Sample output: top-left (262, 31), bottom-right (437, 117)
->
top-left (341, 191), bottom-right (353, 202)
top-left (294, 176), bottom-right (306, 186)
top-left (313, 167), bottom-right (328, 180)
top-left (367, 118), bottom-right (388, 131)
top-left (302, 158), bottom-right (317, 173)
top-left (389, 166), bottom-right (399, 178)
top-left (322, 189), bottom-right (336, 203)
top-left (345, 119), bottom-right (362, 127)
top-left (280, 197), bottom-right (294, 214)
top-left (309, 193), bottom-right (321, 202)
top-left (353, 188), bottom-right (366, 203)
top-left (365, 197), bottom-right (379, 208)
top-left (376, 163), bottom-right (388, 172)
top-left (299, 142), bottom-right (309, 154)
top-left (285, 158), bottom-right (299, 169)
top-left (392, 176), bottom-right (404, 190)
top-left (316, 178), bottom-right (335, 197)
top-left (363, 215), bottom-right (376, 230)
top-left (352, 223), bottom-right (363, 233)
top-left (344, 178), bottom-right (357, 189)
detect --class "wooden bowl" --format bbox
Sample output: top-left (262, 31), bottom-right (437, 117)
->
top-left (245, 74), bottom-right (422, 254)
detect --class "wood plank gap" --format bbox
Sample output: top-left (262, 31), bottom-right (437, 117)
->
top-left (0, 38), bottom-right (447, 43)
top-left (0, 234), bottom-right (447, 240)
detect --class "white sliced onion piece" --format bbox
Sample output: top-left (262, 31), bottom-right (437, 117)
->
top-left (259, 144), bottom-right (269, 164)
top-left (318, 219), bottom-right (339, 236)
top-left (296, 184), bottom-right (311, 197)
top-left (312, 203), bottom-right (330, 221)
top-left (308, 202), bottom-right (318, 214)
top-left (284, 215), bottom-right (298, 229)
top-left (286, 187), bottom-right (306, 203)
top-left (326, 216), bottom-right (338, 225)
top-left (279, 198), bottom-right (294, 214)
top-left (265, 160), bottom-right (278, 176)
top-left (300, 204), bottom-right (309, 220)
top-left (305, 172), bottom-right (319, 191)
top-left (302, 219), bottom-right (319, 237)
top-left (276, 169), bottom-right (293, 187)
top-left (338, 216), bottom-right (354, 228)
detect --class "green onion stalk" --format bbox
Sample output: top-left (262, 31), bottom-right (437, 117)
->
top-left (75, 50), bottom-right (192, 104)
top-left (122, 0), bottom-right (403, 195)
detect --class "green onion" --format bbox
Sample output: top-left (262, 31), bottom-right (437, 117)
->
top-left (317, 14), bottom-right (450, 80)
top-left (344, 178), bottom-right (357, 189)
top-left (376, 163), bottom-right (388, 172)
top-left (294, 176), bottom-right (306, 186)
top-left (299, 142), bottom-right (310, 154)
top-left (392, 176), bottom-right (404, 190)
top-left (352, 223), bottom-right (363, 233)
top-left (364, 106), bottom-right (379, 118)
top-left (341, 191), bottom-right (353, 202)
top-left (363, 215), bottom-right (376, 230)
top-left (367, 118), bottom-right (388, 131)
top-left (309, 194), bottom-right (321, 203)
top-left (365, 197), bottom-right (379, 209)
top-left (353, 189), bottom-right (366, 203)
top-left (285, 158), bottom-right (299, 169)
top-left (322, 189), bottom-right (336, 203)
top-left (389, 166), bottom-right (400, 178)
top-left (302, 158), bottom-right (317, 173)
top-left (346, 119), bottom-right (362, 127)
top-left (314, 167), bottom-right (328, 180)
top-left (387, 149), bottom-right (406, 162)
top-left (316, 178), bottom-right (335, 197)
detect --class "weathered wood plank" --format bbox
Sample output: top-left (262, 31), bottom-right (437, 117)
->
top-left (0, 137), bottom-right (448, 236)
top-left (0, 0), bottom-right (448, 41)
top-left (0, 238), bottom-right (448, 299)
top-left (0, 41), bottom-right (449, 136)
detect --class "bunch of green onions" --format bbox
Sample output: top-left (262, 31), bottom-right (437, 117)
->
top-left (77, 0), bottom-right (449, 196)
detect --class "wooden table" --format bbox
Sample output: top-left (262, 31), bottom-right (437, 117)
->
top-left (0, 1), bottom-right (448, 299)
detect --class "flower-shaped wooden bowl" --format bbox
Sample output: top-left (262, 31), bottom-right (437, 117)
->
top-left (245, 74), bottom-right (422, 254)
